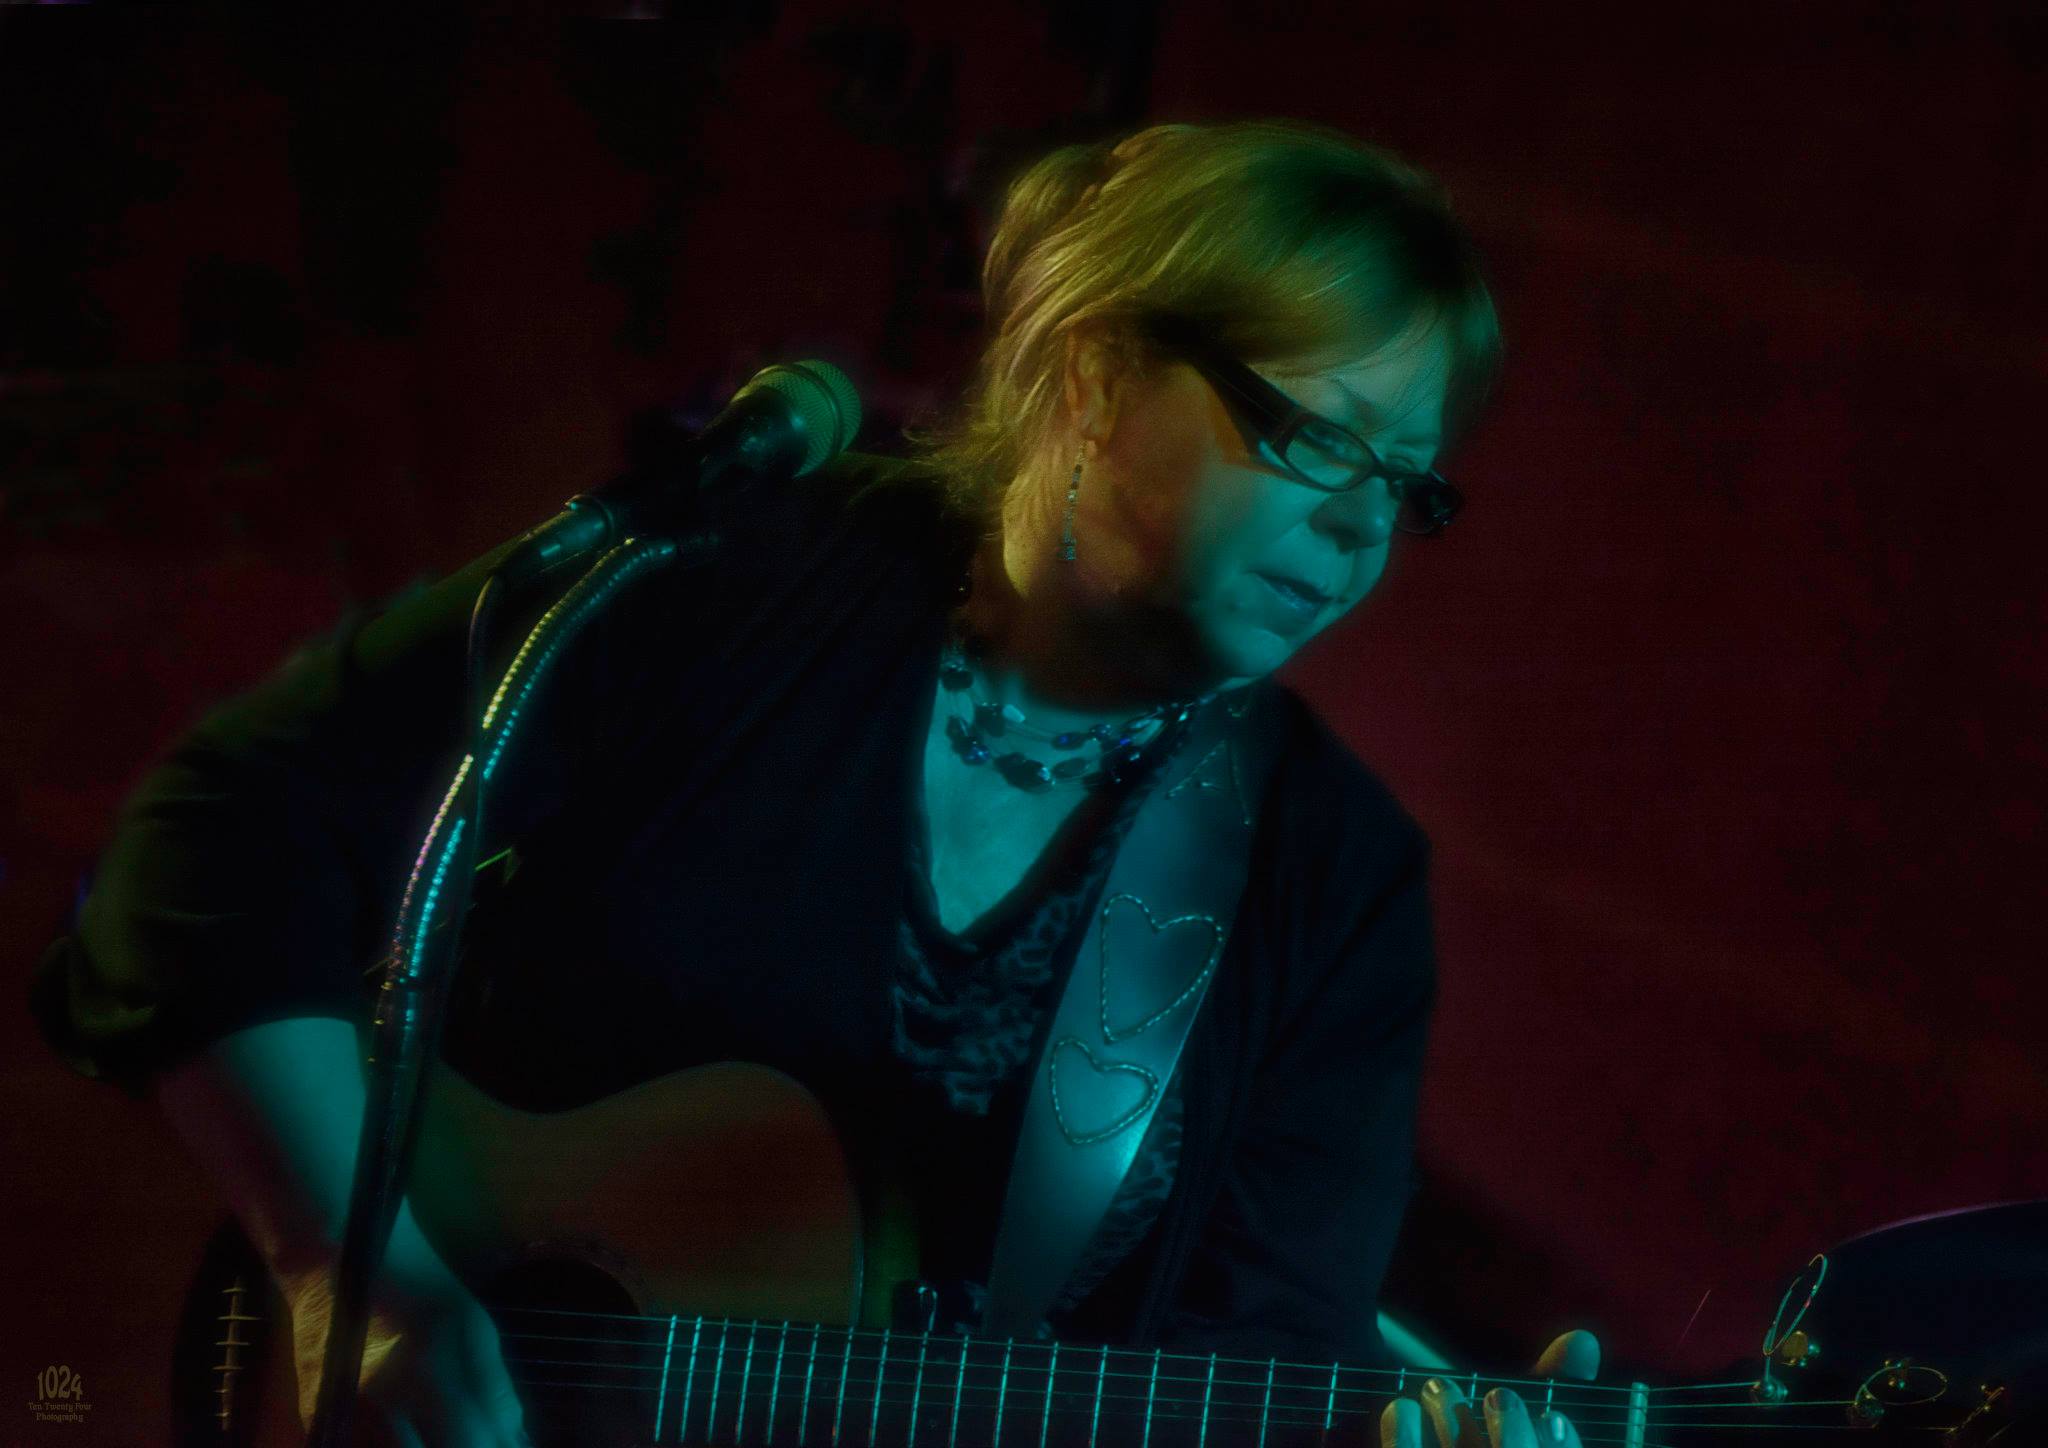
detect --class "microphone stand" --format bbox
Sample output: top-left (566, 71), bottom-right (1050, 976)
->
top-left (305, 523), bottom-right (720, 1448)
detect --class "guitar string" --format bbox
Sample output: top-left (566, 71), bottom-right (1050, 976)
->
top-left (501, 1385), bottom-right (1827, 1439)
top-left (491, 1327), bottom-right (1826, 1425)
top-left (514, 1367), bottom-right (1865, 1448)
top-left (491, 1327), bottom-right (1831, 1421)
top-left (493, 1352), bottom-right (1854, 1430)
top-left (502, 1373), bottom-right (1668, 1446)
top-left (491, 1334), bottom-right (1648, 1416)
top-left (513, 1377), bottom-right (1545, 1422)
top-left (482, 1310), bottom-right (1670, 1399)
top-left (1620, 1426), bottom-right (1909, 1435)
top-left (499, 1354), bottom-right (1645, 1418)
top-left (486, 1307), bottom-right (1863, 1431)
top-left (1590, 1400), bottom-right (1853, 1412)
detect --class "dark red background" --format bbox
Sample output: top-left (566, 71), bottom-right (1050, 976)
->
top-left (5, 6), bottom-right (2044, 1439)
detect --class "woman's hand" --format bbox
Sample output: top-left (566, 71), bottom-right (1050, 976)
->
top-left (275, 1251), bottom-right (532, 1448)
top-left (1379, 1330), bottom-right (1601, 1448)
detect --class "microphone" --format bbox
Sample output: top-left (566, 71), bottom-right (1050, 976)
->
top-left (498, 359), bottom-right (862, 584)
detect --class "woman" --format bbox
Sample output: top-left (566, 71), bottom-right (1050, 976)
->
top-left (32, 119), bottom-right (1594, 1447)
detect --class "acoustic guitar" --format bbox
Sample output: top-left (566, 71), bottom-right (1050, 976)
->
top-left (170, 1061), bottom-right (2026, 1447)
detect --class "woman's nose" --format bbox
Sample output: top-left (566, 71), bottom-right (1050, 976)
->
top-left (1310, 474), bottom-right (1398, 550)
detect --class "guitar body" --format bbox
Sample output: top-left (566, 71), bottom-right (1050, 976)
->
top-left (407, 1059), bottom-right (869, 1329)
top-left (172, 1059), bottom-right (2039, 1447)
top-left (176, 1060), bottom-right (879, 1447)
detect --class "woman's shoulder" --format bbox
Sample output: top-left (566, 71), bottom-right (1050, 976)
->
top-left (826, 446), bottom-right (979, 558)
top-left (705, 446), bottom-right (975, 590)
top-left (1258, 682), bottom-right (1429, 876)
top-left (1244, 684), bottom-right (1437, 1018)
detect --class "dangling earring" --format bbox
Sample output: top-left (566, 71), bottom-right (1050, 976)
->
top-left (1059, 448), bottom-right (1084, 562)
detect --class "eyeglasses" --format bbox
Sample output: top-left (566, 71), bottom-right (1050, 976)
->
top-left (1138, 312), bottom-right (1464, 536)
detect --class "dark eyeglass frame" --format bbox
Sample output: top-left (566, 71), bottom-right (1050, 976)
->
top-left (1137, 312), bottom-right (1464, 536)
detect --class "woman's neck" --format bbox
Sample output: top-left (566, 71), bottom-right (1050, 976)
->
top-left (953, 535), bottom-right (1197, 737)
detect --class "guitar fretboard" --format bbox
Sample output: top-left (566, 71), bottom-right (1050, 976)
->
top-left (490, 1309), bottom-right (1656, 1448)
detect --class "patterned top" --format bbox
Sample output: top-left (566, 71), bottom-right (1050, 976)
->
top-left (892, 731), bottom-right (1187, 1327)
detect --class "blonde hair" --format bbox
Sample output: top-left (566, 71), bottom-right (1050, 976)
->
top-left (902, 119), bottom-right (1500, 529)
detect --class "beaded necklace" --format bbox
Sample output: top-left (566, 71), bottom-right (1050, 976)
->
top-left (936, 630), bottom-right (1202, 794)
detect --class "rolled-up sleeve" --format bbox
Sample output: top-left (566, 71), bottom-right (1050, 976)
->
top-left (30, 739), bottom-right (387, 1095)
top-left (27, 545), bottom-right (586, 1097)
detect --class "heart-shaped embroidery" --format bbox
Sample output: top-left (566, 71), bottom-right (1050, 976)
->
top-left (1048, 1037), bottom-right (1160, 1146)
top-left (1096, 892), bottom-right (1224, 1044)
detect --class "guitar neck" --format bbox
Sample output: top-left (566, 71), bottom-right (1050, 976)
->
top-left (496, 1308), bottom-right (1655, 1448)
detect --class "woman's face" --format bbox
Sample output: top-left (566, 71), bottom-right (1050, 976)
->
top-left (1055, 320), bottom-right (1451, 689)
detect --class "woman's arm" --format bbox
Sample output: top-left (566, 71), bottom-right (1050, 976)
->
top-left (150, 1014), bottom-right (453, 1283)
top-left (152, 1013), bottom-right (534, 1444)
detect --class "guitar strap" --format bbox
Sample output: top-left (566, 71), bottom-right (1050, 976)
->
top-left (983, 681), bottom-right (1287, 1336)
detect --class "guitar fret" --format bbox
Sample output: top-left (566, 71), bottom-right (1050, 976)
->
top-left (948, 1334), bottom-right (970, 1448)
top-left (832, 1325), bottom-right (855, 1448)
top-left (679, 1317), bottom-right (706, 1445)
top-left (653, 1314), bottom-right (680, 1442)
top-left (1257, 1356), bottom-right (1275, 1448)
top-left (766, 1322), bottom-right (790, 1445)
top-left (1321, 1361), bottom-right (1340, 1441)
top-left (1197, 1352), bottom-right (1216, 1448)
top-left (908, 1331), bottom-right (931, 1447)
top-left (708, 1321), bottom-right (731, 1444)
top-left (1038, 1342), bottom-right (1059, 1448)
top-left (736, 1322), bottom-right (759, 1443)
top-left (1141, 1348), bottom-right (1162, 1448)
top-left (868, 1328), bottom-right (893, 1448)
top-left (800, 1326), bottom-right (822, 1446)
top-left (993, 1339), bottom-right (1013, 1448)
top-left (1089, 1343), bottom-right (1108, 1448)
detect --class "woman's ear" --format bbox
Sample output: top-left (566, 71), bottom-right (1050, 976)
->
top-left (1060, 323), bottom-right (1128, 452)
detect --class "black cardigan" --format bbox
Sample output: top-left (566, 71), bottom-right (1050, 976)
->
top-left (29, 450), bottom-right (1437, 1367)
